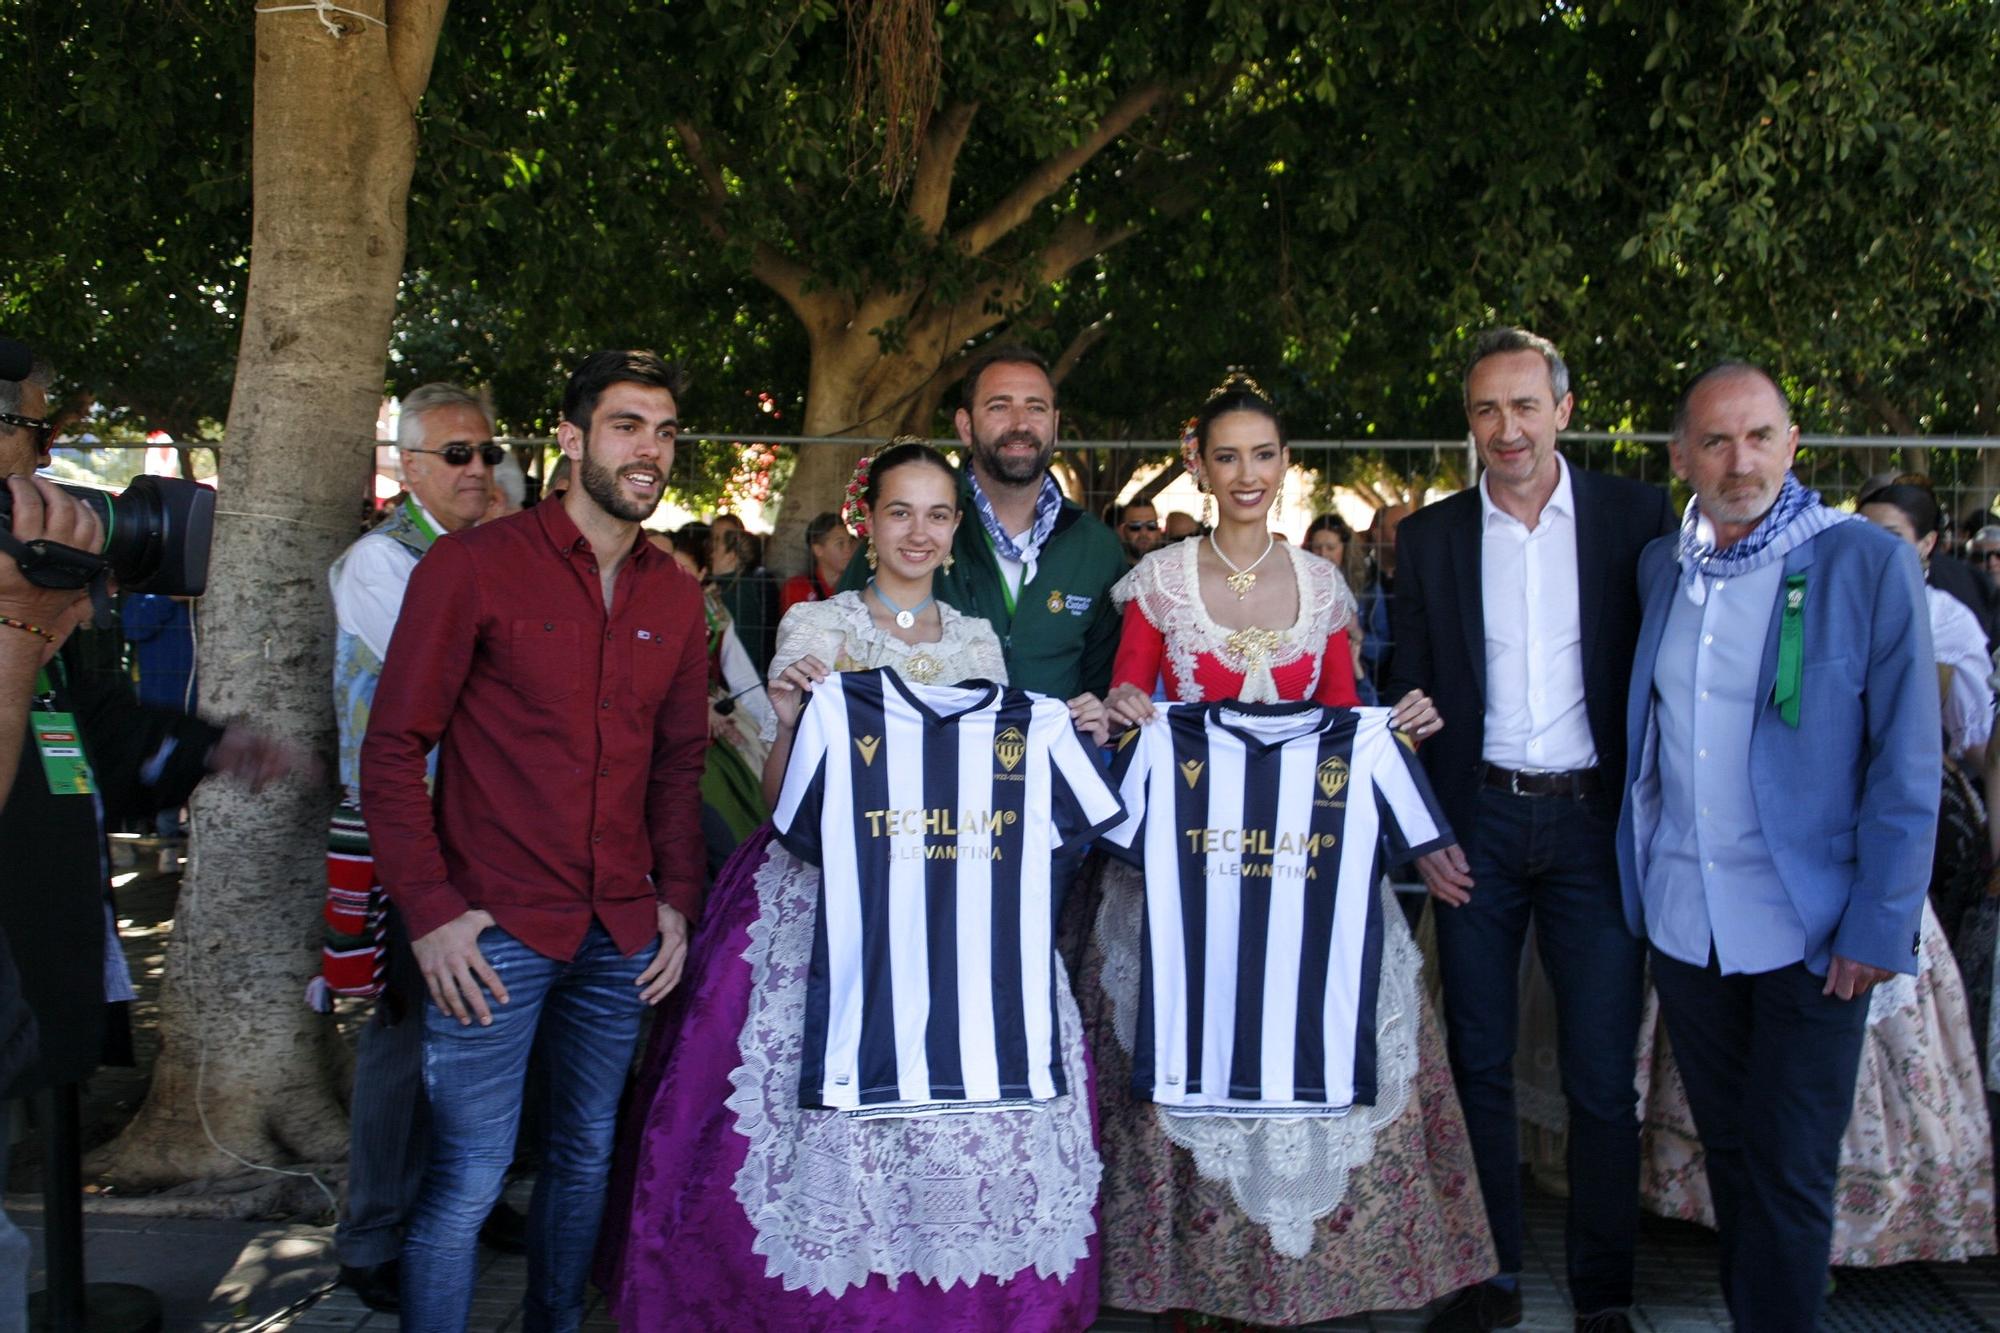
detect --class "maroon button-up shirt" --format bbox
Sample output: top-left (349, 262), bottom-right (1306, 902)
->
top-left (361, 498), bottom-right (709, 960)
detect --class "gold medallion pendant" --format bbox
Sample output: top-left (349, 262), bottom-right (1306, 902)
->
top-left (1211, 533), bottom-right (1276, 599)
top-left (904, 654), bottom-right (942, 684)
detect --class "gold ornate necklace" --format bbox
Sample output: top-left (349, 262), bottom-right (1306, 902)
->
top-left (1210, 533), bottom-right (1276, 598)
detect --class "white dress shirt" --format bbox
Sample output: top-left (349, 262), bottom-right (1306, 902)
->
top-left (329, 498), bottom-right (446, 661)
top-left (1479, 457), bottom-right (1599, 770)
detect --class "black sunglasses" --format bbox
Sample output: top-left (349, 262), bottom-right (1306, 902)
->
top-left (405, 442), bottom-right (507, 468)
top-left (0, 411), bottom-right (54, 451)
top-left (1123, 520), bottom-right (1160, 532)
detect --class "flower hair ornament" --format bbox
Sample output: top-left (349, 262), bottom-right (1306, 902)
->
top-left (841, 451), bottom-right (874, 539)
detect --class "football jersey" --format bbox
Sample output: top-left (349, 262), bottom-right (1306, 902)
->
top-left (1103, 702), bottom-right (1452, 1114)
top-left (773, 668), bottom-right (1124, 1114)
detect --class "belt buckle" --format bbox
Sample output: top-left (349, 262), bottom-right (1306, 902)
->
top-left (1507, 768), bottom-right (1529, 797)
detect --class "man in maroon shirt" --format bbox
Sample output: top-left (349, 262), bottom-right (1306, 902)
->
top-left (361, 350), bottom-right (707, 1333)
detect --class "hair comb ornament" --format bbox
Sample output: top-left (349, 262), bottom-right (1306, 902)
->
top-left (841, 452), bottom-right (875, 538)
top-left (1205, 366), bottom-right (1268, 402)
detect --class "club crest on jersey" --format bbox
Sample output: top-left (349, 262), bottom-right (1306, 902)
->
top-left (1046, 589), bottom-right (1066, 614)
top-left (1317, 755), bottom-right (1349, 800)
top-left (854, 735), bottom-right (881, 766)
top-left (1116, 727), bottom-right (1141, 751)
top-left (1180, 758), bottom-right (1205, 789)
top-left (994, 726), bottom-right (1026, 772)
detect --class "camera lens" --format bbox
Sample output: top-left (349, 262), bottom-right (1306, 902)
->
top-left (0, 476), bottom-right (215, 596)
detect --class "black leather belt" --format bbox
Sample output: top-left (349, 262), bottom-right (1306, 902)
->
top-left (1481, 763), bottom-right (1602, 799)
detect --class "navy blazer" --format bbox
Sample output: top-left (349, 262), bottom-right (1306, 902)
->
top-left (1616, 519), bottom-right (1940, 976)
top-left (1386, 464), bottom-right (1677, 844)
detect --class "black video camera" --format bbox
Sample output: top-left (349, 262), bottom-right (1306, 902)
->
top-left (0, 475), bottom-right (216, 596)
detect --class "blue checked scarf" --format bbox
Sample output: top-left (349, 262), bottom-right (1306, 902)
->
top-left (1676, 471), bottom-right (1851, 604)
top-left (970, 471), bottom-right (1064, 587)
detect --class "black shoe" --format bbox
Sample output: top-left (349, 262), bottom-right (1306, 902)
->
top-left (1426, 1282), bottom-right (1524, 1332)
top-left (1575, 1314), bottom-right (1634, 1333)
top-left (480, 1199), bottom-right (529, 1255)
top-left (338, 1261), bottom-right (399, 1313)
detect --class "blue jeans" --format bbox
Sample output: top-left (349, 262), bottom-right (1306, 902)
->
top-left (1432, 785), bottom-right (1645, 1314)
top-left (400, 922), bottom-right (653, 1333)
top-left (1650, 950), bottom-right (1870, 1333)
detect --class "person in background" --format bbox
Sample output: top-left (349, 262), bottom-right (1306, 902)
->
top-left (1304, 512), bottom-right (1368, 701)
top-left (544, 455), bottom-right (572, 501)
top-left (779, 511), bottom-right (853, 614)
top-left (1161, 510), bottom-right (1202, 544)
top-left (1968, 524), bottom-right (2000, 580)
top-left (1859, 482), bottom-right (1994, 766)
top-left (325, 383), bottom-right (510, 1312)
top-left (1357, 502), bottom-right (1411, 694)
top-left (1859, 472), bottom-right (1997, 650)
top-left (1113, 499), bottom-right (1163, 564)
top-left (120, 592), bottom-right (199, 843)
top-left (707, 517), bottom-right (778, 675)
top-left (484, 452), bottom-right (525, 521)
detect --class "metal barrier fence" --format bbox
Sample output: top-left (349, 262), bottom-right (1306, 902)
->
top-left (50, 431), bottom-right (2000, 545)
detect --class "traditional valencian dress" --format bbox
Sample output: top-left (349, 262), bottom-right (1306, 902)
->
top-left (1071, 539), bottom-right (1494, 1325)
top-left (600, 591), bottom-right (1105, 1332)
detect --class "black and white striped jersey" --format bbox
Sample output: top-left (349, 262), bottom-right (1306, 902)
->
top-left (1103, 702), bottom-right (1452, 1114)
top-left (773, 668), bottom-right (1124, 1114)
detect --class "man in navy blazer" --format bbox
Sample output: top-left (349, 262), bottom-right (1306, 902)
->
top-left (1390, 329), bottom-right (1675, 1333)
top-left (1617, 362), bottom-right (1938, 1332)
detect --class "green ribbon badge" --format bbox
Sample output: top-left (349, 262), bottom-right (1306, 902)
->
top-left (1772, 573), bottom-right (1807, 728)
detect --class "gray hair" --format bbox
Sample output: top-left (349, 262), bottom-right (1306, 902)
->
top-left (492, 453), bottom-right (525, 508)
top-left (0, 356), bottom-right (52, 419)
top-left (1463, 327), bottom-right (1570, 408)
top-left (396, 382), bottom-right (491, 450)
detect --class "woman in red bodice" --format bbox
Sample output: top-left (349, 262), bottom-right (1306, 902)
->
top-left (1104, 378), bottom-right (1439, 730)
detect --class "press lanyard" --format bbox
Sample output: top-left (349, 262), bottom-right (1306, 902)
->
top-left (1772, 574), bottom-right (1806, 729)
top-left (976, 521), bottom-right (1019, 621)
top-left (30, 661), bottom-right (94, 795)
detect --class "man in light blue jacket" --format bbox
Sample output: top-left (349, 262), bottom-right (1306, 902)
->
top-left (1616, 361), bottom-right (1938, 1333)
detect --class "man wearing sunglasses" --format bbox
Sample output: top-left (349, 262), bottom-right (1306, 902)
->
top-left (1115, 499), bottom-right (1163, 564)
top-left (326, 382), bottom-right (502, 1311)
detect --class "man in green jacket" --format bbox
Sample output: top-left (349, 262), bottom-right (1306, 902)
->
top-left (841, 345), bottom-right (1126, 700)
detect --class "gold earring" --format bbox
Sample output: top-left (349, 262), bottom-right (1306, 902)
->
top-left (943, 550), bottom-right (955, 572)
top-left (1273, 488), bottom-right (1284, 521)
top-left (865, 541), bottom-right (878, 570)
top-left (1201, 491), bottom-right (1215, 529)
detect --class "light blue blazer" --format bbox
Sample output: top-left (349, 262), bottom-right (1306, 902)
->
top-left (1616, 519), bottom-right (1940, 976)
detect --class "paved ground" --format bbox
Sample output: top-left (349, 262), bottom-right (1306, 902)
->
top-left (11, 842), bottom-right (1997, 1330)
top-left (13, 1179), bottom-right (2000, 1331)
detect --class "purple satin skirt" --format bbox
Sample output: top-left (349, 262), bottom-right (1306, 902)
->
top-left (597, 826), bottom-right (1101, 1332)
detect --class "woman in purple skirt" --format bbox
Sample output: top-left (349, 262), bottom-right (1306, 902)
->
top-left (600, 442), bottom-right (1110, 1331)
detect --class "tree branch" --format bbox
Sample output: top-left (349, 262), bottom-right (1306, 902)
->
top-left (909, 101), bottom-right (979, 239)
top-left (674, 119), bottom-right (731, 240)
top-left (385, 0), bottom-right (450, 109)
top-left (1049, 316), bottom-right (1112, 386)
top-left (673, 119), bottom-right (820, 323)
top-left (955, 83), bottom-right (1171, 258)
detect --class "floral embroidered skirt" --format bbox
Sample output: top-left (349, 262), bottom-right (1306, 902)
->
top-left (1636, 900), bottom-right (1997, 1267)
top-left (1071, 859), bottom-right (1495, 1326)
top-left (598, 826), bottom-right (1103, 1332)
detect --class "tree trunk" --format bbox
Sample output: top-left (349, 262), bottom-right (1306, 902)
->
top-left (91, 1), bottom-right (449, 1192)
top-left (766, 320), bottom-right (947, 576)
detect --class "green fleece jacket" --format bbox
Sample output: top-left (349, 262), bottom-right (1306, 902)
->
top-left (839, 474), bottom-right (1127, 699)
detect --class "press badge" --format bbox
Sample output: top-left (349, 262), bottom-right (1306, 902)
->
top-left (30, 711), bottom-right (95, 795)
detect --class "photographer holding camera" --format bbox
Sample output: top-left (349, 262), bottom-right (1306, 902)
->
top-left (0, 343), bottom-right (299, 1329)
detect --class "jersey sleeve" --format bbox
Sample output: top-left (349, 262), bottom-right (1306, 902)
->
top-left (770, 675), bottom-right (837, 865)
top-left (1042, 702), bottom-right (1126, 850)
top-left (1364, 713), bottom-right (1456, 863)
top-left (1096, 718), bottom-right (1155, 862)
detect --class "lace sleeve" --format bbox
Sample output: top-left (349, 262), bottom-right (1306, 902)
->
top-left (959, 618), bottom-right (1011, 688)
top-left (762, 602), bottom-right (850, 743)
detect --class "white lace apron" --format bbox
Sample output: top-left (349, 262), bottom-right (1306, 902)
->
top-left (729, 834), bottom-right (1100, 1296)
top-left (1095, 859), bottom-right (1420, 1259)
